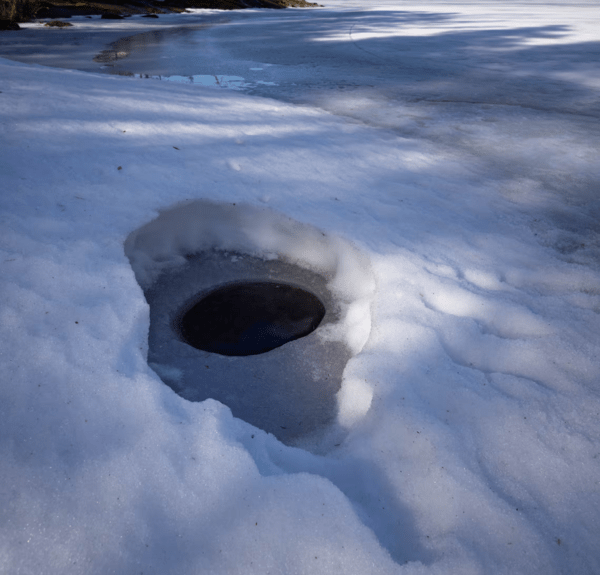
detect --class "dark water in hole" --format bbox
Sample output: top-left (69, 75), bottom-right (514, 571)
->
top-left (177, 281), bottom-right (326, 356)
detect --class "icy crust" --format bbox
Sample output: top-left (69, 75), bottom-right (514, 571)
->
top-left (124, 199), bottom-right (376, 355)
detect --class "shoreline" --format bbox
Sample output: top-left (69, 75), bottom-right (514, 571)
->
top-left (1, 0), bottom-right (321, 28)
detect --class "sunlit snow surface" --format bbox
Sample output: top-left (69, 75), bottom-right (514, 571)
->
top-left (1, 1), bottom-right (600, 574)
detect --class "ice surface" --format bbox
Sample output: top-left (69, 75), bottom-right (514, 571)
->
top-left (1, 1), bottom-right (600, 574)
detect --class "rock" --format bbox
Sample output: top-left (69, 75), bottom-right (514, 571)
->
top-left (44, 20), bottom-right (73, 27)
top-left (0, 20), bottom-right (21, 30)
top-left (93, 49), bottom-right (129, 62)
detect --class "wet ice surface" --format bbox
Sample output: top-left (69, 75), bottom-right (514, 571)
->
top-left (1, 2), bottom-right (600, 574)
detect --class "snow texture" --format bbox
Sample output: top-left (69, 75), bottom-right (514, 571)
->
top-left (1, 1), bottom-right (599, 574)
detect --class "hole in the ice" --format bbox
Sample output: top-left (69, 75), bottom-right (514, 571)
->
top-left (124, 200), bottom-right (376, 448)
top-left (177, 281), bottom-right (325, 356)
top-left (142, 249), bottom-right (351, 446)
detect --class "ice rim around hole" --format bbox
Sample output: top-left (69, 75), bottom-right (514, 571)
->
top-left (124, 199), bottom-right (377, 446)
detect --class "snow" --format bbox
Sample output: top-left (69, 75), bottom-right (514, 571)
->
top-left (1, 1), bottom-right (599, 573)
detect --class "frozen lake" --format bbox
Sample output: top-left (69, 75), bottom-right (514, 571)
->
top-left (4, 5), bottom-right (600, 120)
top-left (1, 2), bottom-right (599, 574)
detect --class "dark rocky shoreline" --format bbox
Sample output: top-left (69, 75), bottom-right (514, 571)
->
top-left (1, 0), bottom-right (320, 29)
